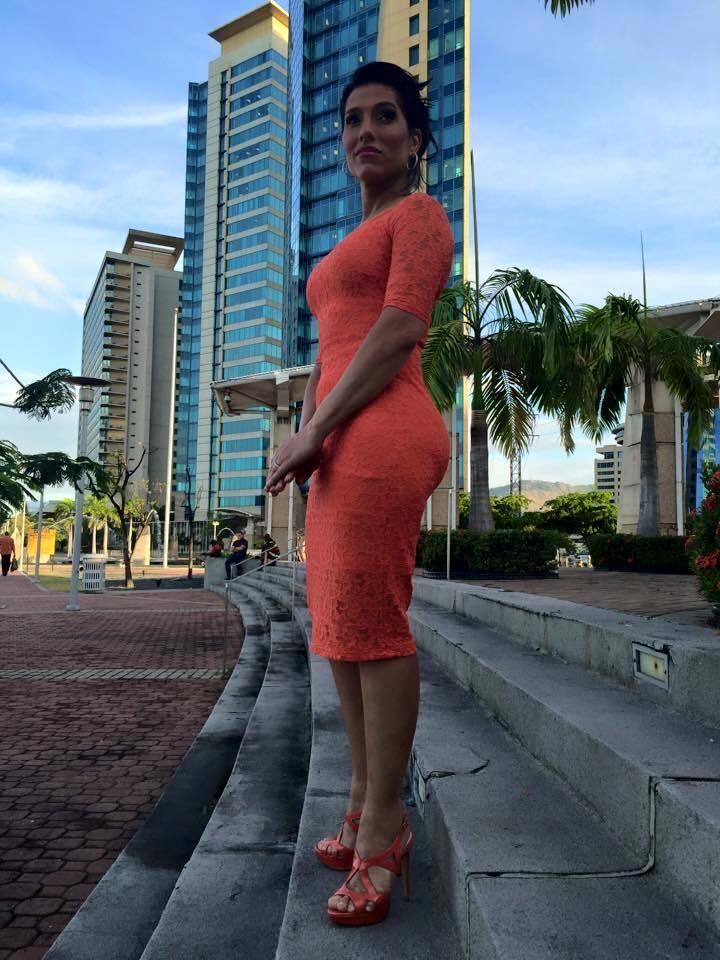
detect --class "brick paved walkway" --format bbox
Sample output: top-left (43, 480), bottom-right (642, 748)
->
top-left (458, 567), bottom-right (710, 621)
top-left (0, 574), bottom-right (242, 959)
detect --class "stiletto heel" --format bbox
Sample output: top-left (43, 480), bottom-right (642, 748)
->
top-left (401, 849), bottom-right (411, 900)
top-left (327, 814), bottom-right (413, 926)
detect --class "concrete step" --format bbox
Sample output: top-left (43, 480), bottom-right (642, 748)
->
top-left (413, 647), bottom-right (720, 959)
top-left (45, 603), bottom-right (271, 960)
top-left (409, 597), bottom-right (720, 938)
top-left (226, 575), bottom-right (294, 622)
top-left (138, 619), bottom-right (311, 960)
top-left (412, 577), bottom-right (720, 728)
top-left (231, 574), bottom-right (720, 960)
top-left (274, 611), bottom-right (464, 959)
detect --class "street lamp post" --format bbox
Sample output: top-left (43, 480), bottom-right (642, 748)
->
top-left (63, 376), bottom-right (110, 612)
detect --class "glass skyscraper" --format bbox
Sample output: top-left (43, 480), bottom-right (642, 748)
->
top-left (176, 5), bottom-right (289, 520)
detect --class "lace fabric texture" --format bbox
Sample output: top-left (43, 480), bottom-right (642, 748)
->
top-left (304, 192), bottom-right (454, 661)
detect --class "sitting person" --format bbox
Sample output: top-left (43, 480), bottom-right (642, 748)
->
top-left (205, 539), bottom-right (222, 558)
top-left (261, 533), bottom-right (280, 567)
top-left (224, 532), bottom-right (248, 580)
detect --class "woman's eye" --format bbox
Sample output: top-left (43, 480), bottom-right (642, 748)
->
top-left (380, 110), bottom-right (395, 121)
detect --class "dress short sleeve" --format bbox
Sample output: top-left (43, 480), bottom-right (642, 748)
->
top-left (382, 192), bottom-right (454, 327)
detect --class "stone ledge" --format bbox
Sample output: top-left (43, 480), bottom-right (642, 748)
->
top-left (412, 576), bottom-right (720, 728)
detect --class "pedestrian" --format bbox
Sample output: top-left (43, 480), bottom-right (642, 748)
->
top-left (261, 533), bottom-right (280, 567)
top-left (295, 529), bottom-right (306, 563)
top-left (224, 531), bottom-right (248, 580)
top-left (264, 62), bottom-right (452, 926)
top-left (0, 530), bottom-right (16, 577)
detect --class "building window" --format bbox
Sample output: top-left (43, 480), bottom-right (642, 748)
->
top-left (411, 0), bottom-right (420, 4)
top-left (409, 14), bottom-right (420, 35)
top-left (409, 44), bottom-right (420, 66)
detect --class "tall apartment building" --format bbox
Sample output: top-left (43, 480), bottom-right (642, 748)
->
top-left (80, 229), bottom-right (183, 493)
top-left (594, 430), bottom-right (623, 504)
top-left (175, 3), bottom-right (289, 521)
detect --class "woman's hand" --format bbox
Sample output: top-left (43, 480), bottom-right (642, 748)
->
top-left (265, 425), bottom-right (324, 497)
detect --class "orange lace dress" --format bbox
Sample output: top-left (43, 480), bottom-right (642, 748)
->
top-left (304, 191), bottom-right (454, 661)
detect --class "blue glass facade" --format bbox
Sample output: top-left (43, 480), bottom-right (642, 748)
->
top-left (684, 410), bottom-right (720, 511)
top-left (175, 82), bottom-right (208, 502)
top-left (178, 36), bottom-right (288, 516)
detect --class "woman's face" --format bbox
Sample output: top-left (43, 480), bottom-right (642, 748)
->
top-left (342, 83), bottom-right (421, 186)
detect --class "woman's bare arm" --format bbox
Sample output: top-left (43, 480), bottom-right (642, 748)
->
top-left (299, 360), bottom-right (322, 431)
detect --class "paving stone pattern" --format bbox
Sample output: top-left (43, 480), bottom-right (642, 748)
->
top-left (0, 575), bottom-right (242, 959)
top-left (460, 567), bottom-right (710, 620)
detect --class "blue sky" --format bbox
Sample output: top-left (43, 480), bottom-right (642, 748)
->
top-left (1, 0), bottom-right (718, 493)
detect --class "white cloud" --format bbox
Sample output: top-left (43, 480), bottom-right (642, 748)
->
top-left (8, 104), bottom-right (187, 131)
top-left (0, 168), bottom-right (97, 216)
top-left (0, 251), bottom-right (83, 315)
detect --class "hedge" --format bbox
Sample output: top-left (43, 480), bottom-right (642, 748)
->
top-left (586, 534), bottom-right (690, 574)
top-left (416, 529), bottom-right (567, 577)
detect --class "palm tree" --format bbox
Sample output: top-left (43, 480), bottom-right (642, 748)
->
top-left (571, 294), bottom-right (720, 535)
top-left (544, 0), bottom-right (596, 14)
top-left (85, 495), bottom-right (116, 555)
top-left (423, 270), bottom-right (575, 531)
top-left (53, 498), bottom-right (77, 558)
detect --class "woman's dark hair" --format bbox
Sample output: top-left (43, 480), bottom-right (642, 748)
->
top-left (339, 61), bottom-right (437, 191)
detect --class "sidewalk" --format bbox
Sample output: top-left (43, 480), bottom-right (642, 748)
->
top-left (0, 575), bottom-right (242, 960)
top-left (457, 567), bottom-right (712, 627)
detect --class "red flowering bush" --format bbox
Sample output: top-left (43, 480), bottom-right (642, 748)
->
top-left (686, 463), bottom-right (720, 603)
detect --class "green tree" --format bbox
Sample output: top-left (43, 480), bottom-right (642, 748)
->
top-left (572, 294), bottom-right (720, 536)
top-left (490, 494), bottom-right (532, 530)
top-left (98, 449), bottom-right (160, 588)
top-left (539, 491), bottom-right (617, 540)
top-left (423, 270), bottom-right (575, 532)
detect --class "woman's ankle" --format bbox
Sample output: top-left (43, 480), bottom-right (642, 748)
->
top-left (349, 787), bottom-right (366, 811)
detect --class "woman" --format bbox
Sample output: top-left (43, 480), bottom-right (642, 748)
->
top-left (265, 61), bottom-right (452, 926)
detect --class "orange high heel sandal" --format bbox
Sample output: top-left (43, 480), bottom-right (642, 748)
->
top-left (327, 814), bottom-right (413, 926)
top-left (314, 810), bottom-right (362, 871)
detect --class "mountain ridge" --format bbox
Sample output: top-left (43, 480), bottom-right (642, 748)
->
top-left (489, 480), bottom-right (594, 509)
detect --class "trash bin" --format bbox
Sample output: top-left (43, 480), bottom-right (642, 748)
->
top-left (82, 558), bottom-right (106, 593)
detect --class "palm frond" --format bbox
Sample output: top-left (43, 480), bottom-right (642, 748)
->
top-left (423, 289), bottom-right (475, 410)
top-left (483, 366), bottom-right (536, 458)
top-left (14, 369), bottom-right (75, 421)
top-left (544, 0), bottom-right (596, 15)
top-left (477, 269), bottom-right (575, 373)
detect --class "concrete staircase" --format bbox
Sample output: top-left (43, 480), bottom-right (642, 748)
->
top-left (47, 562), bottom-right (720, 959)
top-left (256, 564), bottom-right (720, 959)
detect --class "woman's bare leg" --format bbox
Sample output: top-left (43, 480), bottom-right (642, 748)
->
top-left (329, 660), bottom-right (367, 845)
top-left (329, 653), bottom-right (418, 913)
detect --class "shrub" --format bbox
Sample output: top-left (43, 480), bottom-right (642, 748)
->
top-left (586, 534), bottom-right (690, 574)
top-left (417, 529), bottom-right (568, 577)
top-left (686, 464), bottom-right (720, 601)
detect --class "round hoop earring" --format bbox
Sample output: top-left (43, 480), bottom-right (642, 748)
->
top-left (341, 159), bottom-right (349, 175)
top-left (407, 153), bottom-right (419, 171)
